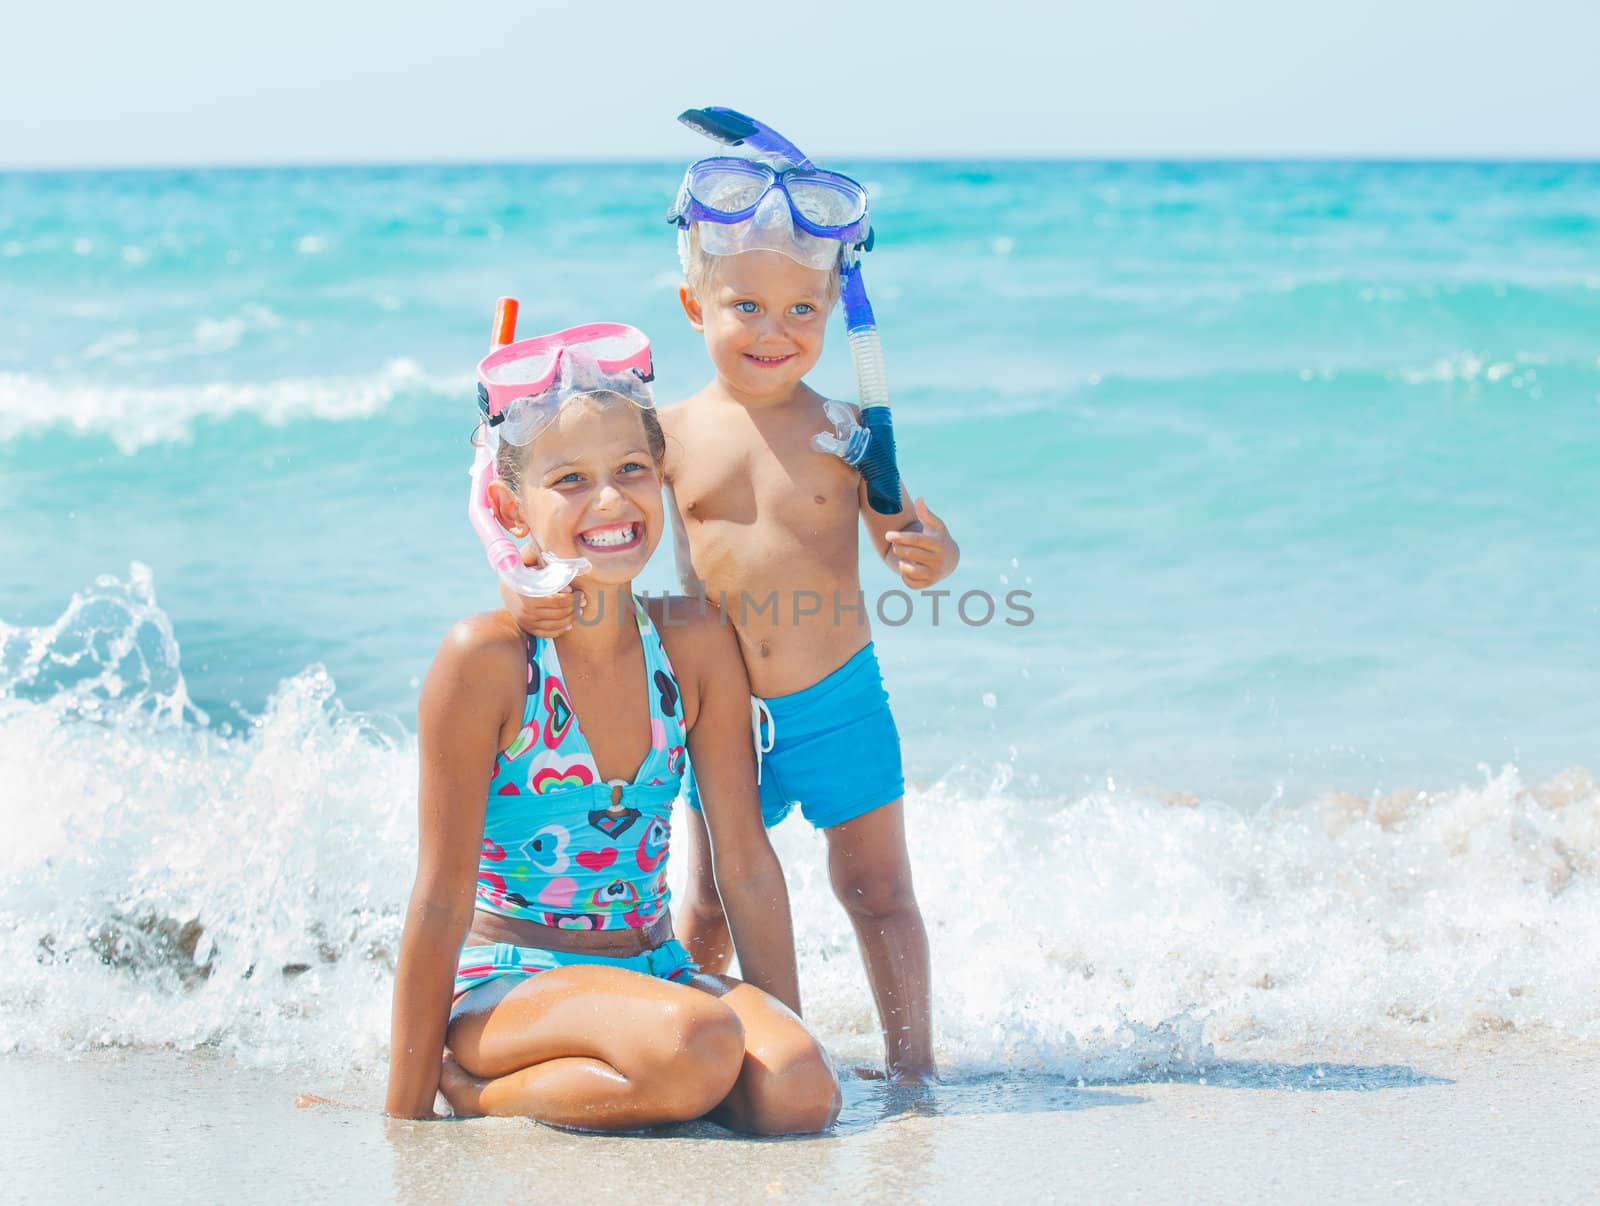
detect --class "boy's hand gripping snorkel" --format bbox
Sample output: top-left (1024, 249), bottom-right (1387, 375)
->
top-left (677, 106), bottom-right (906, 515)
top-left (468, 296), bottom-right (592, 596)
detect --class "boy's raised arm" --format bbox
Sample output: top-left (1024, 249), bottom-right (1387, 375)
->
top-left (498, 539), bottom-right (579, 638)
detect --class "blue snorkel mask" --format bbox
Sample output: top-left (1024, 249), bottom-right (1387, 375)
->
top-left (670, 106), bottom-right (904, 516)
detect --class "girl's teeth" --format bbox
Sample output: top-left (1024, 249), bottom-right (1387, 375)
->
top-left (582, 525), bottom-right (634, 549)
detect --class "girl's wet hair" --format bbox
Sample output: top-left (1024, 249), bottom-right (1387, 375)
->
top-left (493, 392), bottom-right (666, 492)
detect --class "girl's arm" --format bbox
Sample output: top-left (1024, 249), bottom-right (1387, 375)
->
top-left (386, 618), bottom-right (513, 1118)
top-left (661, 600), bottom-right (803, 1015)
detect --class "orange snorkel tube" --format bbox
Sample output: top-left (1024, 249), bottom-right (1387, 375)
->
top-left (490, 296), bottom-right (519, 350)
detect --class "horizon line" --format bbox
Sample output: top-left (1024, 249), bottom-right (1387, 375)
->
top-left (4, 151), bottom-right (1600, 174)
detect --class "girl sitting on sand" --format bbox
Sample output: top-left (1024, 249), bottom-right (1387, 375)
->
top-left (385, 322), bottom-right (839, 1133)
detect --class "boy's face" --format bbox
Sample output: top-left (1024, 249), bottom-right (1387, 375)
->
top-left (681, 250), bottom-right (836, 403)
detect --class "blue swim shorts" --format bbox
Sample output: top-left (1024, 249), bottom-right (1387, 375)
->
top-left (685, 641), bottom-right (904, 830)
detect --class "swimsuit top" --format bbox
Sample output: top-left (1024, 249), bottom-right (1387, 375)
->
top-left (476, 597), bottom-right (687, 931)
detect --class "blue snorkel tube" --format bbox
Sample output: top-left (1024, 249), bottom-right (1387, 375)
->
top-left (677, 107), bottom-right (905, 516)
top-left (835, 259), bottom-right (901, 515)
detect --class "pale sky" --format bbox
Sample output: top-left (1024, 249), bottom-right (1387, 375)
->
top-left (2, 0), bottom-right (1596, 167)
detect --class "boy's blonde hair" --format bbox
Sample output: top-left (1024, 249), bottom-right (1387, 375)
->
top-left (682, 223), bottom-right (843, 303)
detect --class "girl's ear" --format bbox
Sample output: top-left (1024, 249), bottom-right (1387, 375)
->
top-left (488, 478), bottom-right (528, 535)
top-left (678, 283), bottom-right (705, 332)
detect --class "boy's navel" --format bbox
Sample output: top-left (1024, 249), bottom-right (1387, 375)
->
top-left (758, 639), bottom-right (771, 658)
top-left (814, 494), bottom-right (826, 504)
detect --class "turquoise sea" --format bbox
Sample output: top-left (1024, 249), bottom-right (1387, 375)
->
top-left (2, 161), bottom-right (1598, 1071)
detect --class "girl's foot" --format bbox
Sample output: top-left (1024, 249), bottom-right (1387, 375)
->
top-left (438, 1053), bottom-right (488, 1117)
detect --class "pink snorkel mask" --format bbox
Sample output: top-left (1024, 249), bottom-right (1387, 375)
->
top-left (469, 303), bottom-right (657, 596)
top-left (478, 321), bottom-right (656, 446)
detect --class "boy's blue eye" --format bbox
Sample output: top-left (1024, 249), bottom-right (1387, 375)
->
top-left (792, 302), bottom-right (815, 315)
top-left (556, 471), bottom-right (583, 485)
top-left (734, 301), bottom-right (759, 314)
top-left (620, 461), bottom-right (649, 474)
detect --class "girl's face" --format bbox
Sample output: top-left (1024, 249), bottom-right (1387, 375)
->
top-left (495, 395), bottom-right (663, 587)
top-left (680, 250), bottom-right (836, 403)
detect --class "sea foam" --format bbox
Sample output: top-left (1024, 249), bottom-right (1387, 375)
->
top-left (2, 568), bottom-right (1597, 1076)
top-left (0, 360), bottom-right (441, 453)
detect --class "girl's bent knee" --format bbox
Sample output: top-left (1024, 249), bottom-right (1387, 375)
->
top-left (642, 998), bottom-right (744, 1119)
top-left (745, 1050), bottom-right (841, 1135)
top-left (679, 999), bottom-right (745, 1068)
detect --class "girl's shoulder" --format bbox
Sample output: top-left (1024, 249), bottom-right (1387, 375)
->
top-left (424, 610), bottom-right (530, 706)
top-left (437, 608), bottom-right (529, 661)
top-left (417, 611), bottom-right (528, 774)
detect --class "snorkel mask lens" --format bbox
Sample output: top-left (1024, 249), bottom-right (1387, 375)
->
top-left (783, 172), bottom-right (869, 231)
top-left (674, 156), bottom-right (872, 270)
top-left (477, 323), bottom-right (655, 447)
top-left (685, 158), bottom-right (772, 214)
top-left (680, 158), bottom-right (870, 237)
top-left (696, 191), bottom-right (840, 271)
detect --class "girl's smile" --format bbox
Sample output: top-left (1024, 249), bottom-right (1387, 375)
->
top-left (578, 521), bottom-right (644, 552)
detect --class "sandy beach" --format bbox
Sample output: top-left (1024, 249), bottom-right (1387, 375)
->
top-left (4, 1039), bottom-right (1596, 1203)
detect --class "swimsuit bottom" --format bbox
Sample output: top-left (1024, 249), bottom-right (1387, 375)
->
top-left (453, 938), bottom-right (699, 1000)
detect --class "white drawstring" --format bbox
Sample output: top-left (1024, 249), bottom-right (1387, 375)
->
top-left (751, 697), bottom-right (776, 785)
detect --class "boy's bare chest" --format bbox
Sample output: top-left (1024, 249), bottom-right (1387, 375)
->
top-left (672, 423), bottom-right (859, 534)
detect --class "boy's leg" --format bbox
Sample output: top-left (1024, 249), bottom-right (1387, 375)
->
top-left (824, 799), bottom-right (936, 1082)
top-left (674, 798), bottom-right (734, 972)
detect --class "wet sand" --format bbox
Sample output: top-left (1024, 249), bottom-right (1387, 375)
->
top-left (3, 1040), bottom-right (1597, 1203)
